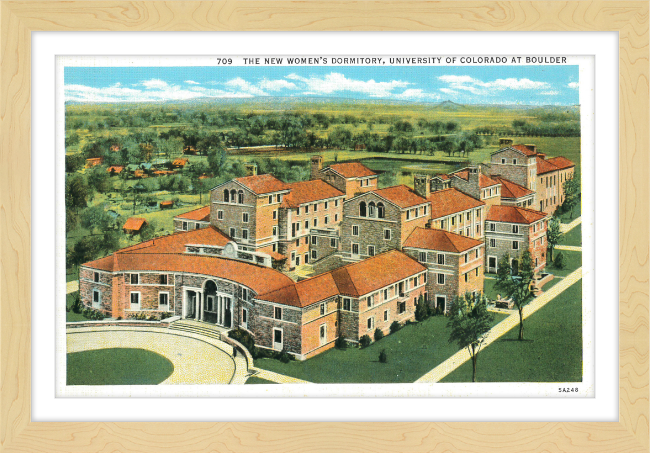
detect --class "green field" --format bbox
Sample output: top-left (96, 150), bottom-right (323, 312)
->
top-left (66, 292), bottom-right (86, 322)
top-left (441, 280), bottom-right (583, 383)
top-left (560, 224), bottom-right (582, 247)
top-left (254, 313), bottom-right (507, 384)
top-left (67, 348), bottom-right (174, 385)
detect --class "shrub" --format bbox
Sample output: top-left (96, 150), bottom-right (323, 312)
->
top-left (374, 328), bottom-right (384, 341)
top-left (359, 334), bottom-right (372, 348)
top-left (278, 349), bottom-right (292, 363)
top-left (554, 251), bottom-right (566, 269)
top-left (228, 328), bottom-right (256, 357)
top-left (379, 349), bottom-right (388, 363)
top-left (71, 294), bottom-right (83, 314)
top-left (335, 336), bottom-right (347, 349)
top-left (390, 321), bottom-right (401, 334)
top-left (415, 300), bottom-right (429, 322)
top-left (161, 312), bottom-right (172, 320)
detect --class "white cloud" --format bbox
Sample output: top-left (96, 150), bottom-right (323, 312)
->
top-left (394, 89), bottom-right (439, 101)
top-left (184, 80), bottom-right (200, 85)
top-left (225, 77), bottom-right (268, 96)
top-left (286, 72), bottom-right (408, 98)
top-left (438, 75), bottom-right (550, 96)
top-left (541, 90), bottom-right (559, 95)
top-left (259, 79), bottom-right (297, 91)
top-left (568, 82), bottom-right (579, 89)
top-left (141, 79), bottom-right (169, 90)
top-left (440, 88), bottom-right (460, 95)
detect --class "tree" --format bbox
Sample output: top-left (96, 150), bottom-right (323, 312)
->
top-left (80, 205), bottom-right (113, 233)
top-left (86, 165), bottom-right (111, 195)
top-left (562, 174), bottom-right (580, 217)
top-left (447, 292), bottom-right (494, 382)
top-left (546, 216), bottom-right (562, 262)
top-left (65, 175), bottom-right (89, 213)
top-left (64, 154), bottom-right (85, 173)
top-left (495, 251), bottom-right (535, 340)
top-left (139, 221), bottom-right (157, 241)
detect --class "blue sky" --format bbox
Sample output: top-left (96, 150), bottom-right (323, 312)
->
top-left (64, 65), bottom-right (579, 105)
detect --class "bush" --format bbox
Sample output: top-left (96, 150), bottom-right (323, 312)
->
top-left (161, 312), bottom-right (172, 320)
top-left (278, 349), bottom-right (292, 363)
top-left (374, 328), bottom-right (384, 341)
top-left (335, 336), bottom-right (347, 349)
top-left (359, 335), bottom-right (372, 348)
top-left (554, 251), bottom-right (566, 269)
top-left (71, 294), bottom-right (83, 314)
top-left (415, 300), bottom-right (429, 322)
top-left (379, 349), bottom-right (388, 363)
top-left (390, 321), bottom-right (401, 334)
top-left (228, 328), bottom-right (256, 357)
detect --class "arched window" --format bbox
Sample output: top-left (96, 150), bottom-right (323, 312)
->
top-left (230, 189), bottom-right (237, 203)
top-left (368, 201), bottom-right (376, 218)
top-left (377, 202), bottom-right (385, 219)
top-left (223, 189), bottom-right (229, 202)
top-left (359, 201), bottom-right (367, 217)
top-left (238, 190), bottom-right (244, 204)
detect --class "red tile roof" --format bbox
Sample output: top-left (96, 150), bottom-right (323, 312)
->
top-left (404, 227), bottom-right (483, 253)
top-left (427, 188), bottom-right (485, 219)
top-left (259, 273), bottom-right (340, 308)
top-left (536, 156), bottom-right (560, 175)
top-left (123, 217), bottom-right (147, 231)
top-left (326, 162), bottom-right (376, 178)
top-left (282, 180), bottom-right (344, 208)
top-left (175, 206), bottom-right (211, 222)
top-left (546, 156), bottom-right (575, 170)
top-left (373, 185), bottom-right (429, 209)
top-left (433, 174), bottom-right (451, 181)
top-left (491, 176), bottom-right (534, 199)
top-left (451, 169), bottom-right (500, 188)
top-left (82, 255), bottom-right (115, 272)
top-left (511, 144), bottom-right (538, 156)
top-left (486, 205), bottom-right (548, 224)
top-left (107, 165), bottom-right (124, 174)
top-left (235, 174), bottom-right (291, 195)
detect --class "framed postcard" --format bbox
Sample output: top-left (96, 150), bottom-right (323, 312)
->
top-left (2, 2), bottom-right (648, 452)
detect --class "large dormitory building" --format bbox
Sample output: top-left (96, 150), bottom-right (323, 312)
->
top-left (79, 143), bottom-right (573, 359)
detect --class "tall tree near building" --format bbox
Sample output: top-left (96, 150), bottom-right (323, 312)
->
top-left (447, 292), bottom-right (494, 382)
top-left (546, 216), bottom-right (563, 262)
top-left (495, 251), bottom-right (535, 340)
top-left (562, 173), bottom-right (580, 217)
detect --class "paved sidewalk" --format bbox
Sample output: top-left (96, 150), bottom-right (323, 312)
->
top-left (66, 280), bottom-right (79, 294)
top-left (560, 216), bottom-right (582, 233)
top-left (250, 367), bottom-right (312, 384)
top-left (416, 267), bottom-right (583, 383)
top-left (555, 245), bottom-right (582, 252)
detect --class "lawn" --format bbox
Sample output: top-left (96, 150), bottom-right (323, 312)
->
top-left (441, 280), bottom-right (583, 383)
top-left (560, 224), bottom-right (582, 247)
top-left (547, 250), bottom-right (582, 277)
top-left (66, 292), bottom-right (87, 322)
top-left (67, 348), bottom-right (174, 385)
top-left (254, 313), bottom-right (507, 384)
top-left (245, 376), bottom-right (277, 385)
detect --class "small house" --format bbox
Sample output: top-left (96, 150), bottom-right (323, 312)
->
top-left (159, 200), bottom-right (174, 210)
top-left (172, 158), bottom-right (189, 169)
top-left (85, 157), bottom-right (104, 168)
top-left (183, 146), bottom-right (198, 155)
top-left (122, 217), bottom-right (147, 234)
top-left (106, 165), bottom-right (124, 175)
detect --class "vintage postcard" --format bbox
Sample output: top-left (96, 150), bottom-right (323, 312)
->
top-left (58, 55), bottom-right (591, 397)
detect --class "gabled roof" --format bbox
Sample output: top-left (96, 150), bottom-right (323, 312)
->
top-left (451, 169), bottom-right (500, 188)
top-left (175, 206), bottom-right (210, 222)
top-left (404, 227), bottom-right (483, 253)
top-left (282, 180), bottom-right (345, 208)
top-left (259, 273), bottom-right (340, 308)
top-left (432, 174), bottom-right (451, 181)
top-left (486, 205), bottom-right (548, 224)
top-left (371, 185), bottom-right (429, 209)
top-left (117, 226), bottom-right (230, 255)
top-left (546, 156), bottom-right (575, 170)
top-left (491, 176), bottom-right (534, 199)
top-left (123, 217), bottom-right (147, 231)
top-left (427, 188), bottom-right (485, 219)
top-left (492, 144), bottom-right (537, 157)
top-left (234, 174), bottom-right (291, 195)
top-left (324, 162), bottom-right (376, 179)
top-left (536, 156), bottom-right (560, 175)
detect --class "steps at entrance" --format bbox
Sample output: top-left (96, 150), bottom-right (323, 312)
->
top-left (167, 319), bottom-right (225, 341)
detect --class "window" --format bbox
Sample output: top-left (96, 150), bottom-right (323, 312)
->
top-left (217, 210), bottom-right (224, 220)
top-left (324, 201), bottom-right (329, 209)
top-left (230, 189), bottom-right (237, 203)
top-left (343, 298), bottom-right (351, 311)
top-left (384, 229), bottom-right (391, 240)
top-left (513, 158), bottom-right (517, 165)
top-left (242, 229), bottom-right (249, 240)
top-left (313, 203), bottom-right (318, 212)
top-left (223, 189), bottom-right (229, 202)
top-left (490, 222), bottom-right (495, 231)
top-left (320, 303), bottom-right (325, 315)
top-left (398, 301), bottom-right (406, 314)
top-left (352, 225), bottom-right (359, 236)
top-left (242, 212), bottom-right (249, 223)
top-left (368, 245), bottom-right (375, 257)
top-left (296, 207), bottom-right (300, 215)
top-left (274, 306), bottom-right (282, 320)
top-left (195, 223), bottom-right (201, 230)
top-left (160, 274), bottom-right (167, 285)
top-left (182, 221), bottom-right (188, 231)
top-left (464, 273), bottom-right (468, 283)
top-left (324, 216), bottom-right (329, 225)
top-left (384, 310), bottom-right (389, 321)
top-left (512, 225), bottom-right (519, 234)
top-left (384, 289), bottom-right (389, 300)
top-left (268, 195), bottom-right (273, 204)
top-left (367, 317), bottom-right (374, 330)
top-left (467, 212), bottom-right (471, 221)
top-left (93, 272), bottom-right (100, 282)
top-left (419, 251), bottom-right (427, 263)
top-left (464, 253), bottom-right (468, 263)
top-left (304, 220), bottom-right (309, 230)
top-left (352, 243), bottom-right (359, 255)
top-left (512, 241), bottom-right (519, 250)
top-left (305, 205), bottom-right (309, 214)
top-left (476, 268), bottom-right (479, 277)
top-left (229, 227), bottom-right (236, 238)
top-left (159, 292), bottom-right (169, 310)
top-left (490, 238), bottom-right (496, 247)
top-left (466, 227), bottom-right (470, 236)
top-left (276, 194), bottom-right (282, 203)
top-left (273, 210), bottom-right (277, 220)
top-left (272, 243), bottom-right (277, 252)
top-left (406, 210), bottom-right (410, 220)
top-left (272, 226), bottom-right (278, 236)
top-left (437, 254), bottom-right (445, 265)
top-left (451, 216), bottom-right (454, 226)
top-left (130, 273), bottom-right (139, 284)
top-left (335, 199), bottom-right (339, 207)
top-left (291, 251), bottom-right (296, 262)
top-left (311, 250), bottom-right (317, 260)
top-left (501, 158), bottom-right (506, 164)
top-left (295, 239), bottom-right (300, 247)
top-left (330, 238), bottom-right (336, 248)
top-left (130, 292), bottom-right (140, 309)
top-left (359, 201), bottom-right (367, 217)
top-left (320, 324), bottom-right (327, 345)
top-left (238, 191), bottom-right (244, 204)
top-left (242, 288), bottom-right (249, 301)
top-left (368, 202), bottom-right (376, 217)
top-left (377, 202), bottom-right (385, 219)
top-left (296, 256), bottom-right (300, 266)
top-left (335, 214), bottom-right (339, 222)
top-left (440, 219), bottom-right (446, 229)
top-left (313, 218), bottom-right (318, 227)
top-left (437, 274), bottom-right (445, 285)
top-left (311, 236), bottom-right (317, 245)
top-left (92, 289), bottom-right (101, 308)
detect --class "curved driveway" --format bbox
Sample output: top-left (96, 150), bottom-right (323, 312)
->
top-left (67, 326), bottom-right (247, 384)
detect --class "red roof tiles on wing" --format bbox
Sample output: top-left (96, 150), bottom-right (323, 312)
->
top-left (427, 188), bottom-right (485, 220)
top-left (326, 162), bottom-right (376, 178)
top-left (372, 185), bottom-right (429, 209)
top-left (536, 156), bottom-right (560, 175)
top-left (235, 174), bottom-right (291, 195)
top-left (491, 176), bottom-right (534, 199)
top-left (546, 156), bottom-right (575, 170)
top-left (175, 206), bottom-right (211, 222)
top-left (282, 180), bottom-right (344, 208)
top-left (486, 205), bottom-right (548, 224)
top-left (451, 169), bottom-right (500, 188)
top-left (259, 273), bottom-right (340, 308)
top-left (511, 144), bottom-right (538, 156)
top-left (404, 227), bottom-right (483, 253)
top-left (123, 217), bottom-right (147, 231)
top-left (82, 255), bottom-right (116, 272)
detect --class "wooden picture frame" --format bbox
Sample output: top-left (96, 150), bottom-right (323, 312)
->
top-left (1, 2), bottom-right (647, 451)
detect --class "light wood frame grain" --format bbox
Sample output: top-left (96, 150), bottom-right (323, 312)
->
top-left (1, 2), bottom-right (647, 452)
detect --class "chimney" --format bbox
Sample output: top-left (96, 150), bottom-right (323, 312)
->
top-left (468, 166), bottom-right (480, 187)
top-left (413, 174), bottom-right (431, 199)
top-left (537, 153), bottom-right (546, 160)
top-left (310, 155), bottom-right (323, 180)
top-left (245, 162), bottom-right (258, 176)
top-left (525, 144), bottom-right (537, 154)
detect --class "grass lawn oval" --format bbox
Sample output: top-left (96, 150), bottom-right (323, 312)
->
top-left (67, 348), bottom-right (174, 385)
